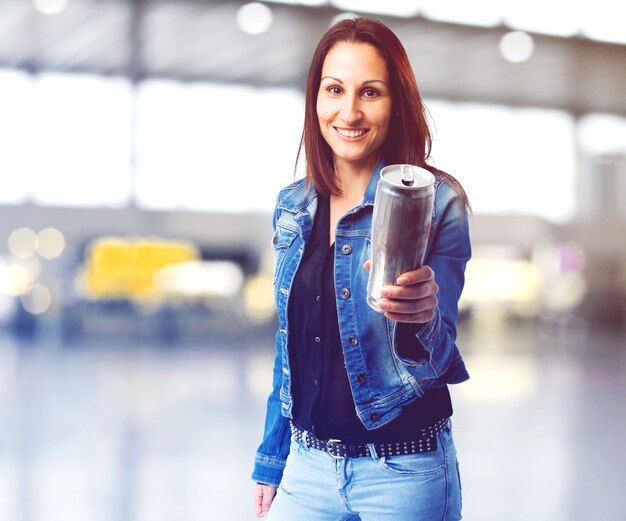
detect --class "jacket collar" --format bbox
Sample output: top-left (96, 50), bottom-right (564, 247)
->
top-left (363, 158), bottom-right (385, 206)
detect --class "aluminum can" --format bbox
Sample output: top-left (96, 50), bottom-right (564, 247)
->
top-left (366, 164), bottom-right (435, 312)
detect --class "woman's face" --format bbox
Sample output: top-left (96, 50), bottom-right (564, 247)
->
top-left (317, 42), bottom-right (392, 173)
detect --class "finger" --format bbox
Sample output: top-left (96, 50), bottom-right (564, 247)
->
top-left (363, 260), bottom-right (371, 271)
top-left (253, 488), bottom-right (263, 517)
top-left (261, 486), bottom-right (276, 516)
top-left (378, 295), bottom-right (438, 314)
top-left (396, 266), bottom-right (434, 285)
top-left (380, 281), bottom-right (438, 300)
top-left (384, 308), bottom-right (436, 323)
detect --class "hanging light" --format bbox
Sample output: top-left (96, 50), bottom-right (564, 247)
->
top-left (237, 3), bottom-right (274, 35)
top-left (32, 0), bottom-right (69, 15)
top-left (499, 30), bottom-right (535, 63)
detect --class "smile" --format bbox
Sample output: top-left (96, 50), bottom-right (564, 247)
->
top-left (334, 127), bottom-right (369, 138)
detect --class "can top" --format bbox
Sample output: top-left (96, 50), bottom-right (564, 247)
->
top-left (380, 164), bottom-right (434, 189)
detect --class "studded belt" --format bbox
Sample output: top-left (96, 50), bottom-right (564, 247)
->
top-left (289, 417), bottom-right (449, 459)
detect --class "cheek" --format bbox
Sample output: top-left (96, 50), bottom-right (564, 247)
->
top-left (317, 102), bottom-right (335, 145)
top-left (316, 97), bottom-right (332, 124)
top-left (376, 109), bottom-right (392, 140)
top-left (317, 113), bottom-right (329, 141)
top-left (381, 120), bottom-right (391, 141)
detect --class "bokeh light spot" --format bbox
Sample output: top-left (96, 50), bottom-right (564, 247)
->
top-left (32, 0), bottom-right (69, 15)
top-left (0, 265), bottom-right (32, 296)
top-left (37, 228), bottom-right (66, 259)
top-left (20, 283), bottom-right (52, 315)
top-left (236, 3), bottom-right (273, 35)
top-left (499, 30), bottom-right (535, 63)
top-left (8, 227), bottom-right (38, 259)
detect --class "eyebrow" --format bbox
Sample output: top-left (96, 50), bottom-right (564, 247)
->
top-left (321, 76), bottom-right (389, 86)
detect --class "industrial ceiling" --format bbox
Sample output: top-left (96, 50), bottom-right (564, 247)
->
top-left (1, 0), bottom-right (625, 116)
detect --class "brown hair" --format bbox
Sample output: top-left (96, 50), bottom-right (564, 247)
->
top-left (296, 17), bottom-right (469, 208)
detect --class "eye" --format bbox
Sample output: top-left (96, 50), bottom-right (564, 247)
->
top-left (327, 85), bottom-right (343, 95)
top-left (362, 88), bottom-right (380, 98)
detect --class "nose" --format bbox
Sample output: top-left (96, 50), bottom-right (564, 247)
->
top-left (340, 94), bottom-right (361, 124)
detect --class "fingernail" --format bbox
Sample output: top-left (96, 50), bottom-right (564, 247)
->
top-left (378, 301), bottom-right (389, 310)
top-left (380, 288), bottom-right (390, 297)
top-left (397, 276), bottom-right (409, 285)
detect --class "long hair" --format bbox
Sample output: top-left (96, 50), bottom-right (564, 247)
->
top-left (296, 17), bottom-right (469, 208)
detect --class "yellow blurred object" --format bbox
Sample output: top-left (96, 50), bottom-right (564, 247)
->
top-left (243, 274), bottom-right (275, 322)
top-left (463, 258), bottom-right (541, 303)
top-left (460, 256), bottom-right (542, 317)
top-left (85, 237), bottom-right (199, 298)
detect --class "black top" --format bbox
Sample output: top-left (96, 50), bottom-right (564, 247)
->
top-left (288, 194), bottom-right (452, 443)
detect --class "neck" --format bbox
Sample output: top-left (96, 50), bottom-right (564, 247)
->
top-left (333, 155), bottom-right (379, 200)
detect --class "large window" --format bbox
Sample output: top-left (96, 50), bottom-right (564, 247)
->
top-left (135, 80), bottom-right (304, 213)
top-left (31, 73), bottom-right (133, 207)
top-left (0, 69), bottom-right (593, 222)
top-left (578, 114), bottom-right (626, 156)
top-left (0, 70), bottom-right (133, 207)
top-left (0, 69), bottom-right (34, 204)
top-left (426, 100), bottom-right (576, 223)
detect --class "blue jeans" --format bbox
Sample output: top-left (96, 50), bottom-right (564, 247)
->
top-left (266, 420), bottom-right (462, 520)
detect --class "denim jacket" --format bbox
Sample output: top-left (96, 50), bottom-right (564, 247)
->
top-left (252, 161), bottom-right (471, 487)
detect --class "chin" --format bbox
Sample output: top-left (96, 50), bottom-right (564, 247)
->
top-left (332, 146), bottom-right (367, 161)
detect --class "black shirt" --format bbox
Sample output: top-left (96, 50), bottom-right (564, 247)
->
top-left (288, 194), bottom-right (452, 442)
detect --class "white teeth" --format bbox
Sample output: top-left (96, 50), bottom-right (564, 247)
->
top-left (336, 128), bottom-right (367, 138)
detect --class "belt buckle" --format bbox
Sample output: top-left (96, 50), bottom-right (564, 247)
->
top-left (326, 439), bottom-right (344, 459)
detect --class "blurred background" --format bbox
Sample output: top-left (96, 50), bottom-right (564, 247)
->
top-left (1, 1), bottom-right (625, 520)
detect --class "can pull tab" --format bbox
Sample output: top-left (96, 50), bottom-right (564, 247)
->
top-left (401, 165), bottom-right (414, 186)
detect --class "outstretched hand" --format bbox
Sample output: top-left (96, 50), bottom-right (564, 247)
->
top-left (364, 261), bottom-right (438, 323)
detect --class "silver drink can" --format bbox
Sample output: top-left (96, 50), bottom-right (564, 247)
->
top-left (366, 164), bottom-right (435, 312)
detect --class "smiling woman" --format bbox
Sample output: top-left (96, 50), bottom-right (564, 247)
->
top-left (252, 17), bottom-right (471, 521)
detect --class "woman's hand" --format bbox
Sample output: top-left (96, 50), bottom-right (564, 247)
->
top-left (253, 483), bottom-right (277, 518)
top-left (364, 261), bottom-right (438, 323)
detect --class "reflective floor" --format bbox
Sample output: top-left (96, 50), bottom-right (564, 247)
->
top-left (0, 316), bottom-right (624, 521)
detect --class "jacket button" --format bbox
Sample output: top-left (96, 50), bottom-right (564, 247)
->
top-left (347, 336), bottom-right (358, 346)
top-left (357, 373), bottom-right (367, 384)
top-left (341, 244), bottom-right (352, 255)
top-left (272, 234), bottom-right (279, 245)
top-left (370, 412), bottom-right (380, 422)
top-left (340, 288), bottom-right (351, 299)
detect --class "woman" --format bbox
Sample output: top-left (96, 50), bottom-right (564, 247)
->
top-left (252, 17), bottom-right (471, 520)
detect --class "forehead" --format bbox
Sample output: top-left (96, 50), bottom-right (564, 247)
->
top-left (321, 42), bottom-right (388, 80)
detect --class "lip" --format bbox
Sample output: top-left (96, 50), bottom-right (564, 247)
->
top-left (333, 126), bottom-right (370, 141)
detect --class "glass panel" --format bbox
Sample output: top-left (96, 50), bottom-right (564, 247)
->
top-left (427, 99), bottom-right (576, 223)
top-left (0, 69), bottom-right (34, 204)
top-left (135, 80), bottom-right (304, 213)
top-left (30, 73), bottom-right (132, 207)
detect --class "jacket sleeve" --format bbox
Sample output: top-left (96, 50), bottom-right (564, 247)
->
top-left (250, 197), bottom-right (292, 487)
top-left (403, 181), bottom-right (471, 380)
top-left (251, 330), bottom-right (292, 486)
